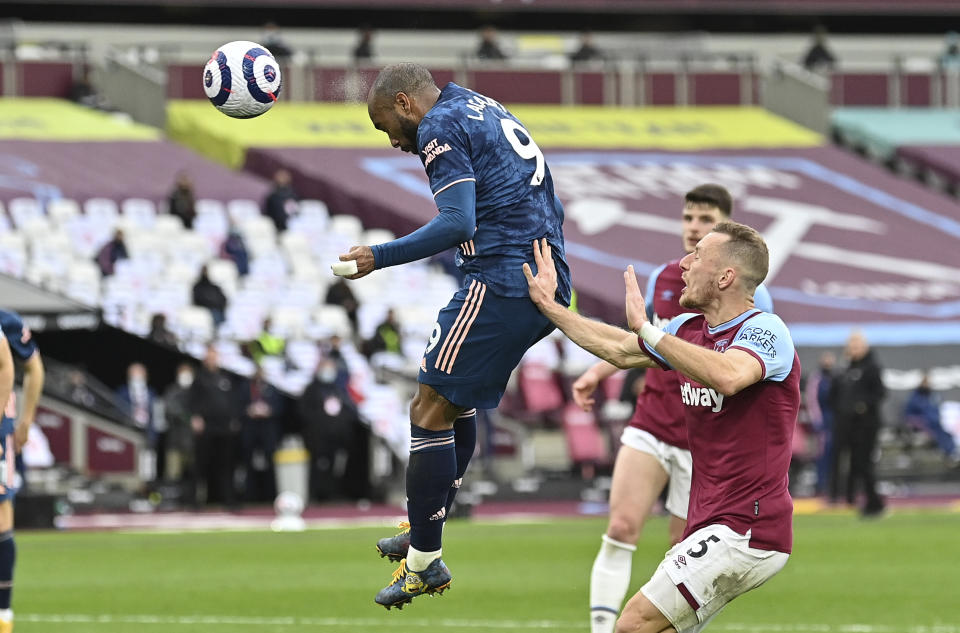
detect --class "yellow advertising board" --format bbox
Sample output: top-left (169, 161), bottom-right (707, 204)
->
top-left (167, 101), bottom-right (821, 168)
top-left (0, 99), bottom-right (160, 141)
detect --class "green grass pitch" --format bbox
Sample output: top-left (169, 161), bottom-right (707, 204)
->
top-left (14, 510), bottom-right (960, 632)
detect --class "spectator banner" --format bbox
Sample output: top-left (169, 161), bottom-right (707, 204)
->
top-left (244, 144), bottom-right (960, 346)
top-left (0, 99), bottom-right (159, 141)
top-left (35, 406), bottom-right (72, 464)
top-left (86, 426), bottom-right (137, 473)
top-left (20, 312), bottom-right (100, 332)
top-left (167, 101), bottom-right (820, 168)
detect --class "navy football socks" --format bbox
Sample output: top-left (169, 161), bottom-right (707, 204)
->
top-left (0, 530), bottom-right (15, 609)
top-left (406, 425), bottom-right (456, 554)
top-left (445, 409), bottom-right (477, 515)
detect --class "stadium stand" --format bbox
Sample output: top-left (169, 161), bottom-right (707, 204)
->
top-left (0, 101), bottom-right (463, 480)
top-left (0, 17), bottom-right (958, 502)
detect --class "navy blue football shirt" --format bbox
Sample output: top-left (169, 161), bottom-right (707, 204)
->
top-left (0, 310), bottom-right (37, 362)
top-left (416, 83), bottom-right (572, 303)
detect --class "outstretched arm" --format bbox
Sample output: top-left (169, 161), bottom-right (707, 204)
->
top-left (338, 180), bottom-right (476, 279)
top-left (623, 272), bottom-right (764, 396)
top-left (15, 351), bottom-right (44, 451)
top-left (0, 338), bottom-right (12, 423)
top-left (524, 239), bottom-right (656, 370)
top-left (647, 335), bottom-right (763, 397)
top-left (571, 361), bottom-right (620, 411)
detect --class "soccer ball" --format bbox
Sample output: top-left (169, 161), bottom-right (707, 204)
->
top-left (203, 40), bottom-right (282, 118)
top-left (274, 491), bottom-right (304, 517)
top-left (272, 491), bottom-right (306, 532)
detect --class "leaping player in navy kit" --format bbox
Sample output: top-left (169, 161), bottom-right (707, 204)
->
top-left (0, 310), bottom-right (45, 633)
top-left (337, 63), bottom-right (572, 610)
top-left (572, 185), bottom-right (773, 633)
top-left (525, 222), bottom-right (799, 633)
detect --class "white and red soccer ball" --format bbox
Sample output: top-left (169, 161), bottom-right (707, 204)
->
top-left (203, 40), bottom-right (282, 118)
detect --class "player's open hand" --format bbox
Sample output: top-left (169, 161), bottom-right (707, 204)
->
top-left (338, 246), bottom-right (375, 280)
top-left (523, 238), bottom-right (557, 309)
top-left (624, 265), bottom-right (648, 333)
top-left (571, 372), bottom-right (599, 412)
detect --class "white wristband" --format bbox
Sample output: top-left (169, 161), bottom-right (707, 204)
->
top-left (639, 322), bottom-right (665, 349)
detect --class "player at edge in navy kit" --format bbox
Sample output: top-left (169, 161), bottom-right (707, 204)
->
top-left (0, 310), bottom-right (45, 633)
top-left (337, 63), bottom-right (571, 609)
top-left (525, 222), bottom-right (799, 633)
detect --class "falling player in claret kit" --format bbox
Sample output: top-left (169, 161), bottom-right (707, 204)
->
top-left (524, 222), bottom-right (799, 633)
top-left (571, 184), bottom-right (773, 633)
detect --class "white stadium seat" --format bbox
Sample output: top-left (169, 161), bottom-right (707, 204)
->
top-left (311, 304), bottom-right (353, 339)
top-left (165, 261), bottom-right (200, 285)
top-left (270, 305), bottom-right (309, 338)
top-left (8, 198), bottom-right (43, 229)
top-left (84, 197), bottom-right (120, 227)
top-left (195, 198), bottom-right (226, 217)
top-left (64, 260), bottom-right (102, 306)
top-left (175, 306), bottom-right (215, 343)
top-left (288, 211), bottom-right (328, 240)
top-left (298, 199), bottom-right (329, 220)
top-left (248, 251), bottom-right (288, 284)
top-left (0, 233), bottom-right (27, 277)
top-left (68, 258), bottom-right (102, 284)
top-left (227, 199), bottom-right (261, 224)
top-left (65, 215), bottom-right (112, 258)
top-left (169, 231), bottom-right (215, 265)
top-left (289, 253), bottom-right (320, 282)
top-left (246, 234), bottom-right (278, 259)
top-left (285, 339), bottom-right (320, 371)
top-left (193, 209), bottom-right (228, 251)
top-left (240, 215), bottom-right (276, 242)
top-left (121, 198), bottom-right (157, 229)
top-left (329, 214), bottom-right (364, 241)
top-left (19, 216), bottom-right (52, 240)
top-left (124, 230), bottom-right (166, 259)
top-left (29, 231), bottom-right (71, 260)
top-left (154, 214), bottom-right (185, 238)
top-left (148, 281), bottom-right (191, 311)
top-left (278, 281), bottom-right (322, 308)
top-left (361, 228), bottom-right (396, 245)
top-left (280, 231), bottom-right (311, 257)
top-left (47, 198), bottom-right (81, 226)
top-left (0, 233), bottom-right (26, 254)
top-left (206, 258), bottom-right (239, 297)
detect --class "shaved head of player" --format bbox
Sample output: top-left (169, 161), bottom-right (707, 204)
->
top-left (366, 62), bottom-right (441, 154)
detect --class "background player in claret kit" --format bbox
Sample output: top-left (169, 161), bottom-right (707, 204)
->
top-left (0, 310), bottom-right (46, 633)
top-left (524, 222), bottom-right (799, 633)
top-left (337, 62), bottom-right (572, 610)
top-left (574, 184), bottom-right (773, 633)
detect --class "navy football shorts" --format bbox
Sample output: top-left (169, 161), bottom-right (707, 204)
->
top-left (418, 277), bottom-right (555, 410)
top-left (0, 416), bottom-right (16, 501)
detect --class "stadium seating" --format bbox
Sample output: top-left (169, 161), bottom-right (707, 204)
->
top-left (0, 183), bottom-right (480, 456)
